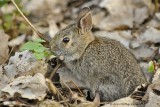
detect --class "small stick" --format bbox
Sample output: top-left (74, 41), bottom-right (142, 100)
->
top-left (55, 85), bottom-right (71, 106)
top-left (61, 80), bottom-right (74, 95)
top-left (49, 63), bottom-right (61, 79)
top-left (70, 80), bottom-right (84, 96)
top-left (155, 0), bottom-right (159, 12)
top-left (2, 46), bottom-right (14, 64)
top-left (46, 78), bottom-right (57, 94)
top-left (46, 78), bottom-right (70, 106)
top-left (11, 0), bottom-right (51, 42)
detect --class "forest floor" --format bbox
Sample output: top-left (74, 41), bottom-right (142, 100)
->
top-left (0, 0), bottom-right (160, 107)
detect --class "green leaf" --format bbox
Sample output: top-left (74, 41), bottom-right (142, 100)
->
top-left (148, 61), bottom-right (154, 73)
top-left (33, 38), bottom-right (46, 43)
top-left (4, 21), bottom-right (12, 31)
top-left (20, 41), bottom-right (43, 51)
top-left (3, 14), bottom-right (13, 31)
top-left (34, 53), bottom-right (45, 59)
top-left (0, 0), bottom-right (9, 7)
top-left (21, 40), bottom-right (51, 59)
top-left (34, 46), bottom-right (45, 53)
top-left (3, 14), bottom-right (12, 22)
top-left (15, 0), bottom-right (21, 4)
top-left (19, 23), bottom-right (27, 31)
top-left (0, 26), bottom-right (3, 29)
top-left (44, 49), bottom-right (52, 57)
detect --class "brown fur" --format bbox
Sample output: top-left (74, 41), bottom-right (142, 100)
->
top-left (50, 7), bottom-right (147, 101)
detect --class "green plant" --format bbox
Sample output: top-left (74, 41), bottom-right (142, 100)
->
top-left (0, 0), bottom-right (29, 37)
top-left (0, 0), bottom-right (9, 7)
top-left (148, 61), bottom-right (155, 73)
top-left (20, 38), bottom-right (52, 59)
top-left (0, 0), bottom-right (21, 7)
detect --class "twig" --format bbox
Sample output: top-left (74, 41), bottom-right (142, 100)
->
top-left (55, 88), bottom-right (71, 107)
top-left (49, 63), bottom-right (61, 79)
top-left (70, 80), bottom-right (84, 96)
top-left (2, 46), bottom-right (14, 64)
top-left (61, 80), bottom-right (74, 95)
top-left (46, 78), bottom-right (57, 94)
top-left (11, 0), bottom-right (51, 42)
top-left (155, 0), bottom-right (159, 12)
top-left (46, 79), bottom-right (71, 106)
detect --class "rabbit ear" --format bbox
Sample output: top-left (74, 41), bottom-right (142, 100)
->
top-left (77, 7), bottom-right (92, 34)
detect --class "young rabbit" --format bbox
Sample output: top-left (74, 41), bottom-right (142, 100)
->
top-left (50, 7), bottom-right (147, 101)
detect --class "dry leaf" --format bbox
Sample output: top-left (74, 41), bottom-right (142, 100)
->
top-left (0, 74), bottom-right (10, 100)
top-left (0, 30), bottom-right (9, 64)
top-left (8, 34), bottom-right (26, 47)
top-left (131, 45), bottom-right (157, 61)
top-left (39, 99), bottom-right (64, 107)
top-left (139, 27), bottom-right (160, 44)
top-left (4, 50), bottom-right (47, 80)
top-left (139, 62), bottom-right (152, 83)
top-left (143, 79), bottom-right (160, 107)
top-left (94, 31), bottom-right (132, 49)
top-left (98, 0), bottom-right (154, 31)
top-left (1, 73), bottom-right (48, 101)
top-left (102, 96), bottom-right (143, 107)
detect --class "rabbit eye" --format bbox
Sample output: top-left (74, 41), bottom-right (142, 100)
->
top-left (63, 37), bottom-right (70, 43)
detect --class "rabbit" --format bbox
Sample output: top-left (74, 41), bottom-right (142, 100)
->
top-left (49, 7), bottom-right (147, 101)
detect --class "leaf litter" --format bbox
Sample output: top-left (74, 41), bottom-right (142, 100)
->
top-left (1, 0), bottom-right (160, 107)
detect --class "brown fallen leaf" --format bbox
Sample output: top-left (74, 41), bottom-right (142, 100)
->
top-left (3, 50), bottom-right (48, 80)
top-left (38, 99), bottom-right (64, 107)
top-left (1, 73), bottom-right (48, 101)
top-left (98, 0), bottom-right (154, 31)
top-left (0, 30), bottom-right (9, 65)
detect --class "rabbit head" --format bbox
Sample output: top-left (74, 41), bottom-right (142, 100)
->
top-left (50, 7), bottom-right (95, 62)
